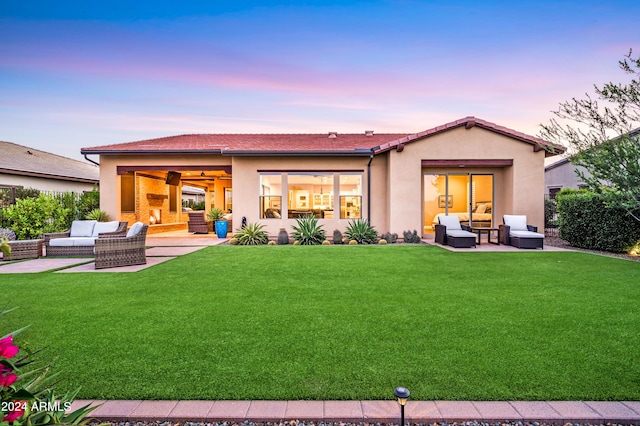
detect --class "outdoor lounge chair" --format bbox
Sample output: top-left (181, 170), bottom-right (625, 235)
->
top-left (187, 212), bottom-right (211, 234)
top-left (94, 223), bottom-right (148, 269)
top-left (434, 215), bottom-right (477, 248)
top-left (499, 215), bottom-right (544, 249)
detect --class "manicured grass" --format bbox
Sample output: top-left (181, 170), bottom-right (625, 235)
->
top-left (2, 245), bottom-right (639, 401)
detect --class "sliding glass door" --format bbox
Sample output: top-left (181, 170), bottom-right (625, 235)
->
top-left (423, 173), bottom-right (494, 233)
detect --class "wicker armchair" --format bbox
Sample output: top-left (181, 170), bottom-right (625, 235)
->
top-left (94, 224), bottom-right (148, 269)
top-left (188, 212), bottom-right (211, 234)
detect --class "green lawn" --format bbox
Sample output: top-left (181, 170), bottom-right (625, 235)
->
top-left (2, 245), bottom-right (639, 401)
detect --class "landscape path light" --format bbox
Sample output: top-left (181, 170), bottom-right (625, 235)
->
top-left (394, 386), bottom-right (410, 426)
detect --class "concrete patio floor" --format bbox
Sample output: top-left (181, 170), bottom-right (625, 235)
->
top-left (68, 399), bottom-right (640, 423)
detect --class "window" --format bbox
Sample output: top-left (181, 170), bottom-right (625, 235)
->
top-left (259, 174), bottom-right (282, 219)
top-left (339, 174), bottom-right (361, 219)
top-left (121, 172), bottom-right (135, 212)
top-left (287, 173), bottom-right (334, 218)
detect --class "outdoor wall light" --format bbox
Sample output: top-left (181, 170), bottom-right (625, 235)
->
top-left (394, 386), bottom-right (410, 426)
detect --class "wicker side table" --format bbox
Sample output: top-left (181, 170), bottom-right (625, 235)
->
top-left (2, 239), bottom-right (44, 261)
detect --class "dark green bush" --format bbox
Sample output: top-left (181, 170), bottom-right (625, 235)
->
top-left (557, 191), bottom-right (640, 252)
top-left (332, 229), bottom-right (343, 244)
top-left (544, 197), bottom-right (557, 228)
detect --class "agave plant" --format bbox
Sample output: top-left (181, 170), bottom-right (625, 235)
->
top-left (85, 208), bottom-right (110, 222)
top-left (344, 218), bottom-right (378, 244)
top-left (233, 222), bottom-right (269, 245)
top-left (291, 215), bottom-right (326, 245)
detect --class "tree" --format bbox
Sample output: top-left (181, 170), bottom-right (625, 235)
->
top-left (540, 49), bottom-right (640, 222)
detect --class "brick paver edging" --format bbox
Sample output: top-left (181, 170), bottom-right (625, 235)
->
top-left (67, 400), bottom-right (640, 424)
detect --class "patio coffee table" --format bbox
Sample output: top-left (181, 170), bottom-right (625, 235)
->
top-left (470, 227), bottom-right (500, 245)
top-left (2, 239), bottom-right (44, 261)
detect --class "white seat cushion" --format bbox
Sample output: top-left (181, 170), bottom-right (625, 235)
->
top-left (126, 222), bottom-right (144, 237)
top-left (49, 237), bottom-right (96, 247)
top-left (503, 215), bottom-right (528, 231)
top-left (438, 215), bottom-right (462, 230)
top-left (69, 220), bottom-right (97, 237)
top-left (446, 229), bottom-right (477, 238)
top-left (72, 237), bottom-right (97, 246)
top-left (92, 221), bottom-right (120, 237)
top-left (510, 230), bottom-right (544, 239)
top-left (49, 238), bottom-right (76, 247)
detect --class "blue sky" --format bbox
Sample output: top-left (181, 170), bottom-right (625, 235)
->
top-left (1, 1), bottom-right (639, 161)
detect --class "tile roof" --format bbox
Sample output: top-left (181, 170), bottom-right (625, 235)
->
top-left (80, 117), bottom-right (564, 157)
top-left (376, 116), bottom-right (564, 156)
top-left (0, 141), bottom-right (99, 182)
top-left (81, 133), bottom-right (405, 155)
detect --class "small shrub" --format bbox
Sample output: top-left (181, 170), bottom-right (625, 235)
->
top-left (403, 229), bottom-right (421, 244)
top-left (344, 219), bottom-right (378, 244)
top-left (322, 240), bottom-right (331, 245)
top-left (2, 194), bottom-right (70, 239)
top-left (85, 208), bottom-right (110, 221)
top-left (77, 186), bottom-right (100, 220)
top-left (229, 237), bottom-right (239, 245)
top-left (333, 229), bottom-right (343, 244)
top-left (348, 239), bottom-right (358, 245)
top-left (378, 239), bottom-right (387, 245)
top-left (544, 197), bottom-right (557, 228)
top-left (233, 222), bottom-right (269, 245)
top-left (268, 240), bottom-right (276, 245)
top-left (293, 240), bottom-right (300, 245)
top-left (380, 232), bottom-right (398, 243)
top-left (291, 215), bottom-right (326, 245)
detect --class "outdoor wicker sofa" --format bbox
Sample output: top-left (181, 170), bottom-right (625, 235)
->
top-left (434, 215), bottom-right (477, 248)
top-left (499, 214), bottom-right (544, 249)
top-left (43, 220), bottom-right (128, 256)
top-left (94, 222), bottom-right (148, 269)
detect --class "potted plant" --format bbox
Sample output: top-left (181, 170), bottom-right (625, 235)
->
top-left (207, 208), bottom-right (228, 238)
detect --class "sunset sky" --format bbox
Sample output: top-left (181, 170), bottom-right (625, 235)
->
top-left (1, 0), bottom-right (639, 161)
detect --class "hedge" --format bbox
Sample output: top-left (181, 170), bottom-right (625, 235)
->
top-left (557, 190), bottom-right (640, 252)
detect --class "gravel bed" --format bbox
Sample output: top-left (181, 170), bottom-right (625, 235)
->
top-left (544, 236), bottom-right (640, 262)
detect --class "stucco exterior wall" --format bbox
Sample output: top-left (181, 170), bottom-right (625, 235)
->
top-left (231, 155), bottom-right (375, 237)
top-left (0, 173), bottom-right (97, 193)
top-left (388, 126), bottom-right (546, 232)
top-left (545, 161), bottom-right (589, 194)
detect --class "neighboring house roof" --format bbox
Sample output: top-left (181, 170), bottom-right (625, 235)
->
top-left (545, 157), bottom-right (570, 171)
top-left (81, 116), bottom-right (565, 157)
top-left (0, 141), bottom-right (99, 183)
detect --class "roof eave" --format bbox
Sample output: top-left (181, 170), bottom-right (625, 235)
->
top-left (0, 168), bottom-right (99, 183)
top-left (80, 149), bottom-right (224, 155)
top-left (224, 149), bottom-right (374, 156)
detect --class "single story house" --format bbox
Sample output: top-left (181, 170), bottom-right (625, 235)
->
top-left (81, 116), bottom-right (564, 236)
top-left (1, 140), bottom-right (99, 194)
top-left (544, 157), bottom-right (590, 198)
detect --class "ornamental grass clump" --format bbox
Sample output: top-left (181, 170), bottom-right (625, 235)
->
top-left (85, 209), bottom-right (110, 222)
top-left (233, 222), bottom-right (269, 245)
top-left (344, 219), bottom-right (378, 245)
top-left (291, 215), bottom-right (326, 245)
